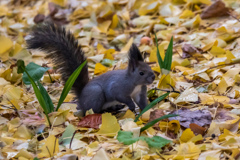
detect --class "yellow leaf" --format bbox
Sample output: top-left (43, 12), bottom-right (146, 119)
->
top-left (169, 120), bottom-right (180, 133)
top-left (179, 10), bottom-right (194, 19)
top-left (138, 2), bottom-right (159, 16)
top-left (14, 149), bottom-right (33, 159)
top-left (110, 14), bottom-right (119, 29)
top-left (0, 36), bottom-right (13, 54)
top-left (187, 0), bottom-right (211, 5)
top-left (97, 113), bottom-right (120, 137)
top-left (158, 74), bottom-right (175, 89)
top-left (190, 134), bottom-right (203, 143)
top-left (216, 78), bottom-right (228, 94)
top-left (159, 121), bottom-right (168, 131)
top-left (10, 99), bottom-right (20, 110)
top-left (121, 109), bottom-right (135, 119)
top-left (13, 125), bottom-right (32, 139)
top-left (149, 47), bottom-right (157, 63)
top-left (104, 49), bottom-right (115, 60)
top-left (180, 128), bottom-right (195, 143)
top-left (38, 135), bottom-right (59, 158)
top-left (199, 93), bottom-right (230, 104)
top-left (174, 142), bottom-right (201, 159)
top-left (222, 68), bottom-right (240, 86)
top-left (0, 5), bottom-right (8, 16)
top-left (51, 0), bottom-right (65, 7)
top-left (151, 66), bottom-right (160, 73)
top-left (210, 46), bottom-right (225, 57)
top-left (202, 40), bottom-right (218, 52)
top-left (175, 88), bottom-right (198, 103)
top-left (175, 66), bottom-right (195, 75)
top-left (99, 5), bottom-right (113, 18)
top-left (3, 85), bottom-right (23, 100)
top-left (218, 129), bottom-right (233, 141)
top-left (10, 43), bottom-right (22, 57)
top-left (48, 110), bottom-right (69, 126)
top-left (96, 21), bottom-right (112, 33)
top-left (94, 63), bottom-right (108, 75)
top-left (121, 37), bottom-right (133, 53)
top-left (226, 50), bottom-right (235, 61)
top-left (181, 14), bottom-right (201, 28)
top-left (97, 43), bottom-right (107, 54)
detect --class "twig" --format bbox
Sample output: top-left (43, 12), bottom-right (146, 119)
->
top-left (69, 130), bottom-right (78, 149)
top-left (154, 84), bottom-right (180, 94)
top-left (228, 11), bottom-right (240, 23)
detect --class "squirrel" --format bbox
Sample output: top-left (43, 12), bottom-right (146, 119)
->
top-left (26, 23), bottom-right (155, 115)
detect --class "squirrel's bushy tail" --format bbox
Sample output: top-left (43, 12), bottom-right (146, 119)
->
top-left (27, 23), bottom-right (88, 95)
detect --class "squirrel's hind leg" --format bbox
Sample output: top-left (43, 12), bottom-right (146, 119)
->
top-left (77, 84), bottom-right (105, 114)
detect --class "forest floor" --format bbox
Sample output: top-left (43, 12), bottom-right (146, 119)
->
top-left (1, 0), bottom-right (240, 159)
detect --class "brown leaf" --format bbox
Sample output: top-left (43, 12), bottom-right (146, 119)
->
top-left (34, 14), bottom-right (45, 24)
top-left (78, 114), bottom-right (102, 129)
top-left (182, 44), bottom-right (199, 54)
top-left (201, 1), bottom-right (229, 19)
top-left (169, 108), bottom-right (212, 128)
top-left (189, 123), bottom-right (206, 135)
top-left (148, 109), bottom-right (165, 129)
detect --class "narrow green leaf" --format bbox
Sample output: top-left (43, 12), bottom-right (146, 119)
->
top-left (140, 114), bottom-right (178, 132)
top-left (134, 92), bottom-right (169, 122)
top-left (34, 158), bottom-right (40, 160)
top-left (24, 69), bottom-right (51, 126)
top-left (56, 61), bottom-right (87, 111)
top-left (163, 36), bottom-right (173, 71)
top-left (154, 33), bottom-right (163, 68)
top-left (37, 81), bottom-right (54, 113)
top-left (23, 62), bottom-right (49, 85)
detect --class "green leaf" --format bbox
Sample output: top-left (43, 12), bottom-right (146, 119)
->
top-left (34, 158), bottom-right (40, 160)
top-left (154, 33), bottom-right (163, 68)
top-left (117, 130), bottom-right (140, 145)
top-left (140, 114), bottom-right (178, 132)
top-left (17, 59), bottom-right (25, 74)
top-left (163, 36), bottom-right (173, 71)
top-left (117, 130), bottom-right (171, 148)
top-left (59, 124), bottom-right (82, 145)
top-left (56, 61), bottom-right (87, 111)
top-left (24, 69), bottom-right (51, 126)
top-left (37, 81), bottom-right (54, 113)
top-left (101, 59), bottom-right (114, 67)
top-left (144, 136), bottom-right (171, 148)
top-left (23, 62), bottom-right (49, 85)
top-left (134, 92), bottom-right (170, 122)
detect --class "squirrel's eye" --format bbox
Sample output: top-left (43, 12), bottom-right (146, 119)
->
top-left (139, 72), bottom-right (144, 76)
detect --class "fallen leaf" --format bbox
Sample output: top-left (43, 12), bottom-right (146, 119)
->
top-left (201, 0), bottom-right (229, 19)
top-left (78, 114), bottom-right (102, 129)
top-left (169, 108), bottom-right (212, 128)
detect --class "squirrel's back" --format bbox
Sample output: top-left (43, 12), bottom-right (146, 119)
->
top-left (26, 23), bottom-right (88, 95)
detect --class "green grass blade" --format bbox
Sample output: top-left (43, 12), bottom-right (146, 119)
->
top-left (24, 70), bottom-right (51, 126)
top-left (37, 81), bottom-right (54, 113)
top-left (154, 33), bottom-right (163, 68)
top-left (140, 114), bottom-right (178, 132)
top-left (163, 36), bottom-right (173, 71)
top-left (134, 92), bottom-right (170, 122)
top-left (56, 61), bottom-right (87, 111)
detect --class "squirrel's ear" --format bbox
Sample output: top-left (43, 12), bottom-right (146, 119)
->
top-left (128, 43), bottom-right (143, 72)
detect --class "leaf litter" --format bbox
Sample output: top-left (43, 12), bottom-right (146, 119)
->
top-left (1, 0), bottom-right (240, 159)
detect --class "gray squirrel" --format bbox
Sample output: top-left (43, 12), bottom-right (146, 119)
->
top-left (27, 23), bottom-right (155, 115)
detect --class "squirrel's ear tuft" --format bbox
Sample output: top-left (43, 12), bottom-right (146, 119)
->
top-left (128, 43), bottom-right (143, 72)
